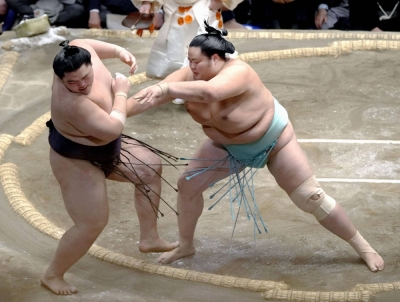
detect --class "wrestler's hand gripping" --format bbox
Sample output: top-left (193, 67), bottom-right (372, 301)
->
top-left (134, 82), bottom-right (168, 104)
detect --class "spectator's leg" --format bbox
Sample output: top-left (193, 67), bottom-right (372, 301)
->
top-left (222, 8), bottom-right (247, 30)
top-left (99, 5), bottom-right (107, 28)
top-left (233, 0), bottom-right (251, 25)
top-left (251, 0), bottom-right (278, 29)
top-left (334, 17), bottom-right (350, 30)
top-left (301, 0), bottom-right (317, 29)
top-left (6, 0), bottom-right (34, 18)
top-left (268, 1), bottom-right (282, 29)
top-left (154, 7), bottom-right (164, 30)
top-left (330, 7), bottom-right (350, 30)
top-left (289, 1), bottom-right (312, 29)
top-left (102, 0), bottom-right (138, 15)
top-left (54, 4), bottom-right (88, 28)
top-left (349, 0), bottom-right (376, 31)
top-left (2, 9), bottom-right (16, 31)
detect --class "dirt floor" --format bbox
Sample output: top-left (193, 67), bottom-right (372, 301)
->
top-left (0, 28), bottom-right (400, 301)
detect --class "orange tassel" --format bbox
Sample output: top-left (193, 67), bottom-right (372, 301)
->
top-left (178, 6), bottom-right (192, 13)
top-left (136, 29), bottom-right (143, 37)
top-left (149, 23), bottom-right (155, 33)
top-left (177, 17), bottom-right (184, 25)
top-left (218, 20), bottom-right (223, 28)
top-left (216, 11), bottom-right (221, 20)
top-left (184, 15), bottom-right (193, 24)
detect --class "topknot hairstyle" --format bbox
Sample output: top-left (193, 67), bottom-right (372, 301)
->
top-left (189, 20), bottom-right (235, 60)
top-left (53, 40), bottom-right (92, 79)
top-left (204, 19), bottom-right (228, 37)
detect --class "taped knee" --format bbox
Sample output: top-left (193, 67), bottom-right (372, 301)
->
top-left (289, 175), bottom-right (336, 221)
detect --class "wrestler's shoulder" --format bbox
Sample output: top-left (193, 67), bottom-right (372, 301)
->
top-left (227, 59), bottom-right (251, 71)
top-left (221, 60), bottom-right (253, 79)
top-left (69, 39), bottom-right (88, 47)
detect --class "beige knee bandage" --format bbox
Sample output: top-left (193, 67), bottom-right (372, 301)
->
top-left (289, 175), bottom-right (336, 221)
top-left (348, 231), bottom-right (377, 259)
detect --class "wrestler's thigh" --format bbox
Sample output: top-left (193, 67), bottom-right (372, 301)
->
top-left (267, 123), bottom-right (314, 195)
top-left (108, 141), bottom-right (162, 183)
top-left (181, 138), bottom-right (232, 192)
top-left (49, 148), bottom-right (109, 225)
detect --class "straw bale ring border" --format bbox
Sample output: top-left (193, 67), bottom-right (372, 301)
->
top-left (80, 28), bottom-right (400, 41)
top-left (1, 30), bottom-right (400, 301)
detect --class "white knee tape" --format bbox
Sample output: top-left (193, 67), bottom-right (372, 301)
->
top-left (312, 194), bottom-right (336, 221)
top-left (289, 176), bottom-right (336, 221)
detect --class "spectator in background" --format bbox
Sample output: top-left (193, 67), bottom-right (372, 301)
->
top-left (132, 0), bottom-right (242, 106)
top-left (350, 0), bottom-right (400, 32)
top-left (231, 0), bottom-right (251, 25)
top-left (0, 0), bottom-right (6, 20)
top-left (7, 0), bottom-right (87, 28)
top-left (314, 0), bottom-right (349, 30)
top-left (251, 0), bottom-right (314, 29)
top-left (221, 5), bottom-right (248, 29)
top-left (0, 0), bottom-right (16, 32)
top-left (133, 0), bottom-right (243, 79)
top-left (86, 0), bottom-right (138, 29)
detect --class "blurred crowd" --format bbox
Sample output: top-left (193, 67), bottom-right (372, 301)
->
top-left (0, 0), bottom-right (399, 33)
top-left (236, 0), bottom-right (400, 32)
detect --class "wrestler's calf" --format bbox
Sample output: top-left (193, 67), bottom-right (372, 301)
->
top-left (289, 175), bottom-right (383, 271)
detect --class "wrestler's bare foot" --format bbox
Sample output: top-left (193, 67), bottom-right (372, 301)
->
top-left (157, 245), bottom-right (195, 264)
top-left (41, 275), bottom-right (78, 295)
top-left (138, 238), bottom-right (179, 253)
top-left (362, 252), bottom-right (384, 272)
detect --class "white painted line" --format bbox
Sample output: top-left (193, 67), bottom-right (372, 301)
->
top-left (298, 139), bottom-right (400, 144)
top-left (296, 140), bottom-right (400, 183)
top-left (317, 178), bottom-right (400, 184)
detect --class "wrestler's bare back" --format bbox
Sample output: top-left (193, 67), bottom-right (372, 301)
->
top-left (50, 45), bottom-right (115, 147)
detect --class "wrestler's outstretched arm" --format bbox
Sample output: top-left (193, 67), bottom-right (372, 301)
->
top-left (70, 39), bottom-right (138, 75)
top-left (133, 62), bottom-right (250, 107)
top-left (126, 67), bottom-right (190, 117)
